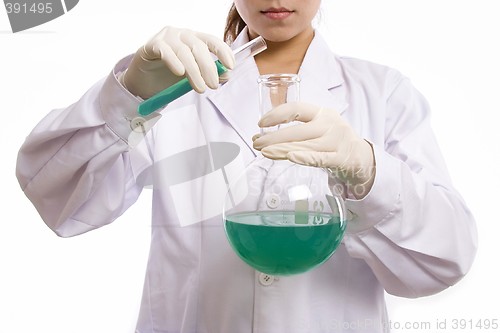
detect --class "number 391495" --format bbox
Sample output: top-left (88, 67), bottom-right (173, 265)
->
top-left (5, 2), bottom-right (53, 14)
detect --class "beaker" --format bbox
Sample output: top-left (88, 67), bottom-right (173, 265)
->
top-left (223, 74), bottom-right (347, 276)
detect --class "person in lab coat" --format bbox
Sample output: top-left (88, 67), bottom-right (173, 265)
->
top-left (16, 1), bottom-right (477, 332)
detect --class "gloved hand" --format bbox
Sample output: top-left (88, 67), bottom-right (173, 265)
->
top-left (253, 102), bottom-right (376, 199)
top-left (121, 26), bottom-right (235, 99)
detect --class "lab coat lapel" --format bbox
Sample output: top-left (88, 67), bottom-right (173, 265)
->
top-left (298, 32), bottom-right (346, 113)
top-left (208, 59), bottom-right (262, 156)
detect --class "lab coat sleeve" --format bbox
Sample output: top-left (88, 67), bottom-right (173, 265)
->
top-left (343, 75), bottom-right (478, 298)
top-left (16, 56), bottom-right (150, 237)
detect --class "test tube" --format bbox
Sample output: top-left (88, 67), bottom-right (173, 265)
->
top-left (233, 35), bottom-right (267, 65)
top-left (138, 36), bottom-right (268, 116)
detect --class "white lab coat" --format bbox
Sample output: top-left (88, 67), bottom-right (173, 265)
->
top-left (16, 29), bottom-right (477, 333)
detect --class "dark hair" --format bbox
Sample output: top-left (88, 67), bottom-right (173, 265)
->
top-left (224, 3), bottom-right (246, 44)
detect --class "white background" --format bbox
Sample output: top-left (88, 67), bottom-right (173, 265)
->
top-left (1, 0), bottom-right (499, 332)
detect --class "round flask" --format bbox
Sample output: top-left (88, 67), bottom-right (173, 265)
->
top-left (223, 74), bottom-right (347, 276)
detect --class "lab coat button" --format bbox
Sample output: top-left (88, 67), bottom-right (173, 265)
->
top-left (258, 273), bottom-right (275, 286)
top-left (266, 194), bottom-right (280, 209)
top-left (130, 117), bottom-right (147, 133)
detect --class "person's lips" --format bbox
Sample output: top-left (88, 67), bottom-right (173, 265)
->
top-left (261, 7), bottom-right (294, 20)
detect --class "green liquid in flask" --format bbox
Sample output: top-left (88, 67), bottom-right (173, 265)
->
top-left (224, 211), bottom-right (346, 275)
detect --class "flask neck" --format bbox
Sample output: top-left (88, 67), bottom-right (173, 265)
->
top-left (258, 74), bottom-right (300, 134)
top-left (269, 84), bottom-right (290, 108)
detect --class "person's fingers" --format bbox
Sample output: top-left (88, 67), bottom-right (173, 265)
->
top-left (182, 33), bottom-right (219, 89)
top-left (258, 102), bottom-right (320, 127)
top-left (260, 138), bottom-right (329, 159)
top-left (152, 41), bottom-right (186, 77)
top-left (197, 32), bottom-right (235, 70)
top-left (252, 120), bottom-right (330, 150)
top-left (287, 151), bottom-right (334, 168)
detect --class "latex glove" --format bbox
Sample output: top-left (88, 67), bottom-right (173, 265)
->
top-left (253, 102), bottom-right (375, 199)
top-left (121, 26), bottom-right (235, 99)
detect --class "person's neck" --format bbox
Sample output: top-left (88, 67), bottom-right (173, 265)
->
top-left (255, 28), bottom-right (315, 75)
